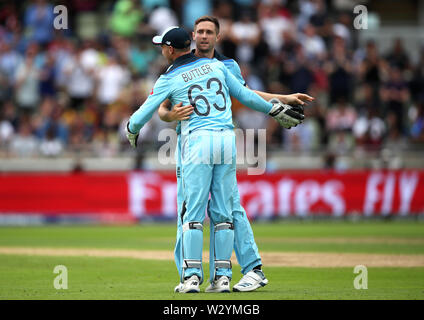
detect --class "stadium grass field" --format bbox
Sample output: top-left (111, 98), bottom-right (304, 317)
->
top-left (0, 220), bottom-right (423, 300)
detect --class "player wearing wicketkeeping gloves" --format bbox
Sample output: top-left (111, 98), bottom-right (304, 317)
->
top-left (126, 26), bottom-right (304, 294)
top-left (156, 16), bottom-right (312, 293)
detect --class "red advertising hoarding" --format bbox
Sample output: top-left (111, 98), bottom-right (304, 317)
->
top-left (0, 170), bottom-right (423, 220)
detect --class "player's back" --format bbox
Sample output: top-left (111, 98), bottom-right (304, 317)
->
top-left (162, 53), bottom-right (234, 136)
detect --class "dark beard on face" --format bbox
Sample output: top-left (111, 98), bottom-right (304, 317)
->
top-left (198, 47), bottom-right (210, 53)
top-left (198, 45), bottom-right (214, 56)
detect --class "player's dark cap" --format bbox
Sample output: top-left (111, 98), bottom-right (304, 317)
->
top-left (152, 26), bottom-right (191, 49)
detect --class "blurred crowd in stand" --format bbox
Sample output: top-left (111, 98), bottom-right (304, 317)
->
top-left (0, 0), bottom-right (423, 168)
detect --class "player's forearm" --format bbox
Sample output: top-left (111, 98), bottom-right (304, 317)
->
top-left (158, 100), bottom-right (174, 122)
top-left (158, 107), bottom-right (174, 122)
top-left (254, 91), bottom-right (288, 104)
top-left (232, 86), bottom-right (272, 114)
top-left (128, 103), bottom-right (157, 133)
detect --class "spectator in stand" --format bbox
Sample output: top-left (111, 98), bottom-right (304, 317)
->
top-left (230, 10), bottom-right (261, 64)
top-left (9, 119), bottom-right (39, 157)
top-left (0, 68), bottom-right (9, 104)
top-left (332, 12), bottom-right (353, 49)
top-left (326, 97), bottom-right (357, 154)
top-left (0, 105), bottom-right (14, 149)
top-left (263, 53), bottom-right (285, 93)
top-left (92, 127), bottom-right (120, 157)
top-left (95, 54), bottom-right (130, 106)
top-left (141, 0), bottom-right (170, 14)
top-left (233, 0), bottom-right (256, 7)
top-left (327, 36), bottom-right (353, 104)
top-left (24, 0), bottom-right (54, 46)
top-left (280, 29), bottom-right (298, 62)
top-left (79, 40), bottom-right (100, 74)
top-left (109, 0), bottom-right (143, 38)
top-left (67, 0), bottom-right (101, 26)
top-left (235, 64), bottom-right (267, 131)
top-left (385, 38), bottom-right (411, 71)
top-left (33, 97), bottom-right (68, 145)
top-left (212, 1), bottom-right (236, 59)
top-left (66, 111), bottom-right (90, 153)
top-left (297, 0), bottom-right (320, 30)
top-left (148, 5), bottom-right (179, 35)
top-left (326, 97), bottom-right (357, 132)
top-left (128, 39), bottom-right (158, 77)
top-left (409, 98), bottom-right (424, 147)
top-left (0, 41), bottom-right (22, 92)
top-left (259, 2), bottom-right (294, 55)
top-left (300, 23), bottom-right (326, 60)
top-left (309, 59), bottom-right (329, 97)
top-left (64, 96), bottom-right (100, 152)
top-left (356, 40), bottom-right (382, 98)
top-left (355, 83), bottom-right (381, 116)
top-left (384, 110), bottom-right (409, 152)
top-left (353, 108), bottom-right (386, 152)
top-left (308, 0), bottom-right (328, 30)
top-left (39, 50), bottom-right (56, 98)
top-left (282, 110), bottom-right (320, 152)
top-left (182, 0), bottom-right (212, 30)
top-left (285, 47), bottom-right (315, 94)
top-left (49, 37), bottom-right (75, 89)
top-left (240, 63), bottom-right (266, 92)
top-left (380, 65), bottom-right (410, 134)
top-left (14, 44), bottom-right (41, 114)
top-left (63, 45), bottom-right (96, 110)
top-left (409, 47), bottom-right (424, 102)
top-left (1, 3), bottom-right (26, 53)
top-left (0, 100), bottom-right (19, 129)
top-left (39, 123), bottom-right (64, 157)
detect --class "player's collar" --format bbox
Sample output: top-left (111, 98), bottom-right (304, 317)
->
top-left (174, 52), bottom-right (197, 64)
top-left (191, 48), bottom-right (231, 62)
top-left (165, 52), bottom-right (200, 74)
top-left (213, 50), bottom-right (227, 61)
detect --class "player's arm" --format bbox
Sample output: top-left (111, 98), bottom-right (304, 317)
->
top-left (158, 99), bottom-right (194, 122)
top-left (223, 67), bottom-right (304, 128)
top-left (126, 77), bottom-right (170, 147)
top-left (253, 90), bottom-right (314, 106)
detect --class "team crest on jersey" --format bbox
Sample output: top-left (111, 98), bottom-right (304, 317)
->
top-left (150, 88), bottom-right (154, 95)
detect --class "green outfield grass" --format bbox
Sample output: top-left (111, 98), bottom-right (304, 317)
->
top-left (1, 255), bottom-right (423, 300)
top-left (0, 220), bottom-right (423, 300)
top-left (0, 220), bottom-right (423, 254)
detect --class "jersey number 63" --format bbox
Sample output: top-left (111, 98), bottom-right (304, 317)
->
top-left (188, 77), bottom-right (226, 116)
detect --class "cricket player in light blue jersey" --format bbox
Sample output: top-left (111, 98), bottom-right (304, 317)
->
top-left (126, 26), bottom-right (304, 293)
top-left (158, 17), bottom-right (313, 293)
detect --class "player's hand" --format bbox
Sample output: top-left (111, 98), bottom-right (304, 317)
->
top-left (126, 122), bottom-right (139, 148)
top-left (268, 98), bottom-right (305, 129)
top-left (168, 102), bottom-right (194, 121)
top-left (282, 93), bottom-right (314, 106)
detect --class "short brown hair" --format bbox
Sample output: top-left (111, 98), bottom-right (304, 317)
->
top-left (194, 16), bottom-right (220, 34)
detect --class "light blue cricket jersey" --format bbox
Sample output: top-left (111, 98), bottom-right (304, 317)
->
top-left (212, 49), bottom-right (246, 86)
top-left (174, 50), bottom-right (245, 134)
top-left (128, 52), bottom-right (272, 136)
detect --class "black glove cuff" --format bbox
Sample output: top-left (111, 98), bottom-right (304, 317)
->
top-left (127, 122), bottom-right (136, 134)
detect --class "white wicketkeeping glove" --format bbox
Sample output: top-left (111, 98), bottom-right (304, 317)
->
top-left (268, 98), bottom-right (305, 129)
top-left (126, 122), bottom-right (139, 148)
